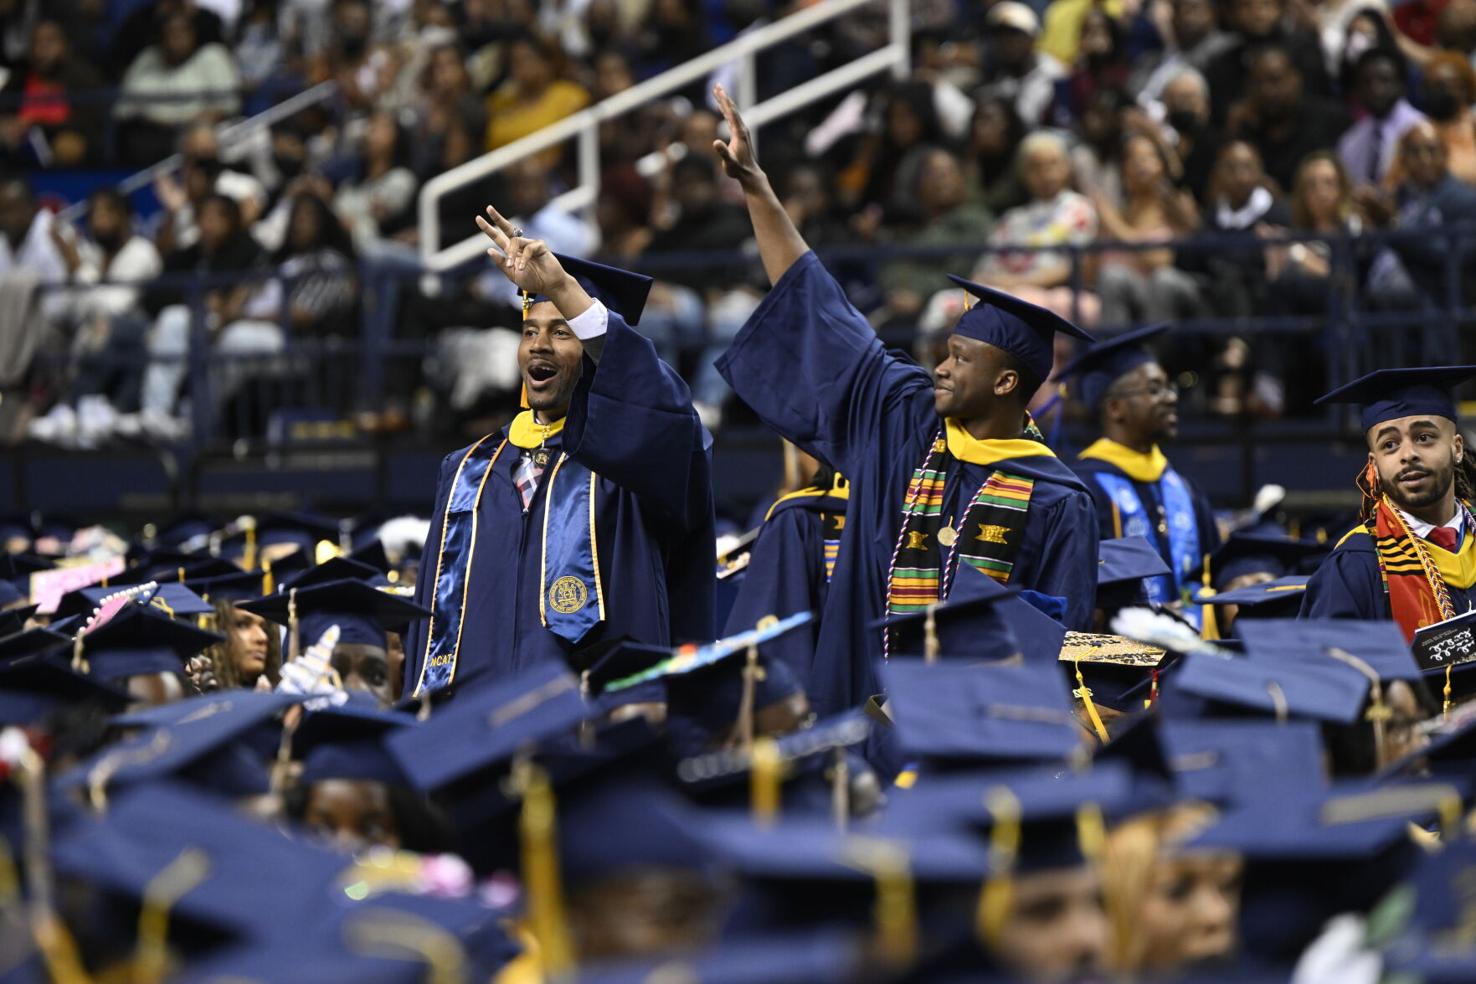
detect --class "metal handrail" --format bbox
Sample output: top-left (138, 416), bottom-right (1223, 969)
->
top-left (416, 0), bottom-right (911, 275)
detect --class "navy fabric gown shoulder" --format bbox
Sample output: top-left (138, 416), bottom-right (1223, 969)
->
top-left (716, 251), bottom-right (1099, 716)
top-left (403, 308), bottom-right (715, 698)
top-left (1299, 527), bottom-right (1476, 619)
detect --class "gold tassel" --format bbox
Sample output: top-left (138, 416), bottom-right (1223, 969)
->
top-left (737, 633), bottom-right (768, 754)
top-left (1445, 664), bottom-right (1454, 720)
top-left (1198, 553), bottom-right (1219, 641)
top-left (514, 758), bottom-right (574, 977)
top-left (831, 746), bottom-right (850, 833)
top-left (1075, 803), bottom-right (1107, 864)
top-left (287, 588), bottom-right (300, 663)
top-left (750, 737), bottom-right (782, 827)
top-left (242, 519), bottom-right (257, 573)
top-left (1072, 658), bottom-right (1110, 743)
top-left (342, 908), bottom-right (467, 984)
top-left (132, 849), bottom-right (210, 984)
top-left (841, 839), bottom-right (916, 968)
top-left (261, 559), bottom-right (274, 597)
top-left (976, 787), bottom-right (1021, 951)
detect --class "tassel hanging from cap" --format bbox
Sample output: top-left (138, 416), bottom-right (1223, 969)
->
top-left (976, 786), bottom-right (1021, 951)
top-left (750, 737), bottom-right (781, 827)
top-left (1198, 553), bottom-right (1219, 641)
top-left (1072, 658), bottom-right (1110, 743)
top-left (513, 757), bottom-right (574, 977)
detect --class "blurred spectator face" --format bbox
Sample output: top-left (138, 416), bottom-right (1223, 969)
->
top-left (885, 98), bottom-right (927, 148)
top-left (427, 44), bottom-right (470, 97)
top-left (333, 0), bottom-right (373, 57)
top-left (989, 25), bottom-right (1035, 72)
top-left (300, 779), bottom-right (400, 853)
top-left (333, 644), bottom-right (394, 706)
top-left (286, 195), bottom-right (326, 253)
top-left (197, 196), bottom-right (238, 254)
top-left (1356, 54), bottom-right (1403, 119)
top-left (88, 192), bottom-right (130, 251)
top-left (182, 128), bottom-right (223, 201)
top-left (681, 110), bottom-right (719, 159)
top-left (673, 158), bottom-right (716, 217)
top-left (272, 129), bottom-right (307, 180)
top-left (1421, 57), bottom-right (1474, 122)
top-left (0, 179), bottom-right (35, 246)
top-left (783, 165), bottom-right (830, 223)
top-left (594, 50), bottom-right (634, 99)
top-left (1248, 49), bottom-right (1301, 121)
top-left (366, 111), bottom-right (399, 160)
top-left (972, 99), bottom-right (1016, 157)
top-left (1122, 135), bottom-right (1166, 191)
top-left (1232, 0), bottom-right (1281, 38)
top-left (1298, 156), bottom-right (1345, 227)
top-left (509, 39), bottom-right (554, 91)
top-left (1078, 10), bottom-right (1117, 65)
top-left (1172, 0), bottom-right (1218, 50)
top-left (917, 149), bottom-right (966, 216)
top-left (30, 19), bottom-right (66, 77)
top-left (161, 13), bottom-right (199, 66)
top-left (991, 867), bottom-right (1109, 982)
top-left (1078, 89), bottom-right (1123, 150)
top-left (1437, 0), bottom-right (1476, 55)
top-left (1021, 139), bottom-right (1071, 201)
top-left (504, 158), bottom-right (550, 215)
top-left (1401, 122), bottom-right (1448, 188)
top-left (1162, 73), bottom-right (1209, 132)
top-left (1215, 142), bottom-right (1264, 206)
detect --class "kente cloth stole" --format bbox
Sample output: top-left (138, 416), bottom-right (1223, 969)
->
top-left (1370, 496), bottom-right (1468, 641)
top-left (821, 509), bottom-right (843, 582)
top-left (414, 424), bottom-right (606, 697)
top-left (885, 427), bottom-right (1035, 619)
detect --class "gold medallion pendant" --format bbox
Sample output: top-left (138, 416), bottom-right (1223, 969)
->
top-left (937, 526), bottom-right (958, 548)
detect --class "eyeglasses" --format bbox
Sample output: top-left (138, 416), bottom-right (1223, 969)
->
top-left (1109, 381), bottom-right (1179, 401)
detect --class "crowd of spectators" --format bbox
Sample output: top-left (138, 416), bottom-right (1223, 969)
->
top-left (4, 0), bottom-right (1476, 446)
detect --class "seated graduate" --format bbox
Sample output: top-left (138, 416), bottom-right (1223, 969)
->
top-left (1301, 366), bottom-right (1476, 635)
top-left (402, 206), bottom-right (715, 701)
top-left (708, 84), bottom-right (1100, 718)
top-left (1058, 324), bottom-right (1220, 622)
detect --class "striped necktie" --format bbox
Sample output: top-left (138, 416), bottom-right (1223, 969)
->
top-left (514, 451), bottom-right (545, 512)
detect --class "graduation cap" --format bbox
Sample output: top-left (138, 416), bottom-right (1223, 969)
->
top-left (522, 254), bottom-right (654, 326)
top-left (0, 603), bottom-right (37, 637)
top-left (294, 700), bottom-right (420, 786)
top-left (871, 567), bottom-right (1066, 666)
top-left (879, 659), bottom-right (1082, 765)
top-left (0, 510), bottom-right (34, 548)
top-left (76, 601), bottom-right (224, 682)
top-left (1314, 365), bottom-right (1476, 434)
top-left (0, 624), bottom-right (71, 661)
top-left (1060, 631), bottom-right (1169, 715)
top-left (1170, 649), bottom-right (1372, 725)
top-left (150, 512), bottom-right (218, 552)
top-left (55, 582), bottom-right (214, 621)
top-left (219, 512), bottom-right (341, 569)
top-left (348, 537), bottom-right (392, 575)
top-left (1160, 719), bottom-right (1328, 807)
top-left (1236, 618), bottom-right (1422, 684)
top-left (1193, 575), bottom-right (1308, 619)
top-left (279, 556), bottom-right (386, 592)
top-left (1096, 536), bottom-right (1172, 612)
top-left (1384, 839), bottom-right (1476, 983)
top-left (0, 656), bottom-right (128, 725)
top-left (1053, 323), bottom-right (1169, 409)
top-left (238, 579), bottom-right (430, 650)
top-left (50, 782), bottom-right (354, 944)
top-left (552, 771), bottom-right (712, 886)
top-left (1203, 530), bottom-right (1329, 592)
top-left (386, 660), bottom-right (591, 792)
top-left (570, 932), bottom-right (866, 984)
top-left (183, 569), bottom-right (266, 605)
top-left (945, 275), bottom-right (1095, 386)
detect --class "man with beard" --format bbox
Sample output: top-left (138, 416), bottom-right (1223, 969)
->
top-left (403, 206), bottom-right (714, 702)
top-left (1301, 367), bottom-right (1476, 636)
top-left (1059, 325), bottom-right (1219, 624)
top-left (1224, 43), bottom-right (1351, 194)
top-left (710, 85), bottom-right (1099, 718)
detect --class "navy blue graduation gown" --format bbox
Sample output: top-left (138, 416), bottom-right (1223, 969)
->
top-left (715, 251), bottom-right (1099, 716)
top-left (1300, 527), bottom-right (1476, 620)
top-left (722, 489), bottom-right (846, 689)
top-left (1073, 455), bottom-right (1219, 595)
top-left (403, 308), bottom-right (715, 697)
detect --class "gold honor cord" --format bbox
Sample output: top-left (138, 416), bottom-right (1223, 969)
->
top-left (342, 908), bottom-right (468, 984)
top-left (749, 738), bottom-right (782, 827)
top-left (514, 758), bottom-right (575, 977)
top-left (923, 603), bottom-right (940, 664)
top-left (1071, 658), bottom-right (1110, 744)
top-left (976, 786), bottom-right (1022, 952)
top-left (132, 849), bottom-right (210, 984)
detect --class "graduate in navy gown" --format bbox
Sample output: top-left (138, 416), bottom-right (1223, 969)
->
top-left (402, 207), bottom-right (715, 700)
top-left (708, 86), bottom-right (1100, 716)
top-left (1057, 325), bottom-right (1219, 623)
top-left (722, 461), bottom-right (848, 690)
top-left (1301, 366), bottom-right (1476, 635)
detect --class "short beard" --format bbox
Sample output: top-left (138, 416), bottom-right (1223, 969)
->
top-left (1382, 462), bottom-right (1455, 514)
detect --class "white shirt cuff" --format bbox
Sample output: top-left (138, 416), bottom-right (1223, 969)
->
top-left (566, 299), bottom-right (608, 341)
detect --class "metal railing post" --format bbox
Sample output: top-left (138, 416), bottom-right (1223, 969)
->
top-left (738, 51), bottom-right (758, 153)
top-left (890, 0), bottom-right (911, 79)
top-left (187, 283), bottom-right (212, 449)
top-left (576, 125), bottom-right (600, 224)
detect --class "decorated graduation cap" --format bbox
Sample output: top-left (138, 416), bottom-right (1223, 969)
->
top-left (521, 254), bottom-right (654, 326)
top-left (1060, 630), bottom-right (1169, 725)
top-left (239, 578), bottom-right (430, 650)
top-left (944, 275), bottom-right (1094, 385)
top-left (880, 659), bottom-right (1081, 765)
top-left (1054, 323), bottom-right (1169, 410)
top-left (55, 581), bottom-right (214, 621)
top-left (75, 599), bottom-right (224, 682)
top-left (1204, 530), bottom-right (1328, 591)
top-left (1314, 365), bottom-right (1476, 434)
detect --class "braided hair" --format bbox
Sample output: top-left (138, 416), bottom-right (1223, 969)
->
top-left (1355, 452), bottom-right (1476, 522)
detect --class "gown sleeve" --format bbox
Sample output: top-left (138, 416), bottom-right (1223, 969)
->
top-left (714, 251), bottom-right (935, 478)
top-left (563, 308), bottom-right (714, 532)
top-left (1027, 488), bottom-right (1101, 630)
top-left (1299, 538), bottom-right (1386, 620)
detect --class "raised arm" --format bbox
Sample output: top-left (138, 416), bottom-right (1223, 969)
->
top-left (712, 84), bottom-right (810, 287)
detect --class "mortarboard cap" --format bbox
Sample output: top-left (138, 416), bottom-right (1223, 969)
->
top-left (944, 275), bottom-right (1094, 385)
top-left (0, 603), bottom-right (37, 636)
top-left (1194, 574), bottom-right (1308, 619)
top-left (294, 700), bottom-right (419, 786)
top-left (280, 555), bottom-right (386, 591)
top-left (77, 601), bottom-right (224, 681)
top-left (554, 772), bottom-right (711, 885)
top-left (1384, 838), bottom-right (1476, 983)
top-left (0, 656), bottom-right (128, 725)
top-left (55, 582), bottom-right (214, 621)
top-left (1160, 718), bottom-right (1327, 806)
top-left (1097, 536), bottom-right (1172, 590)
top-left (1170, 649), bottom-right (1371, 724)
top-left (1236, 618), bottom-right (1423, 684)
top-left (1205, 530), bottom-right (1328, 591)
top-left (386, 660), bottom-right (591, 792)
top-left (1054, 324), bottom-right (1169, 410)
top-left (1314, 365), bottom-right (1476, 434)
top-left (348, 537), bottom-right (392, 574)
top-left (880, 659), bottom-right (1081, 764)
top-left (0, 625), bottom-right (71, 661)
top-left (570, 932), bottom-right (865, 984)
top-left (525, 254), bottom-right (653, 326)
top-left (151, 512), bottom-right (218, 552)
top-left (238, 579), bottom-right (430, 649)
top-left (184, 569), bottom-right (266, 604)
top-left (1060, 630), bottom-right (1169, 710)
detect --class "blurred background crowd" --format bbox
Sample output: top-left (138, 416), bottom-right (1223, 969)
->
top-left (3, 0), bottom-right (1476, 505)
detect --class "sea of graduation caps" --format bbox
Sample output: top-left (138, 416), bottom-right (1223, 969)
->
top-left (4, 505), bottom-right (1476, 983)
